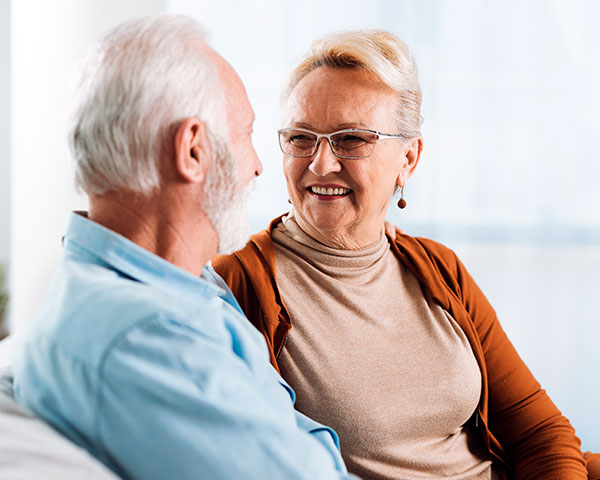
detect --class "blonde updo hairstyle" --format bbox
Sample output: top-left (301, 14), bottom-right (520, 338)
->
top-left (282, 29), bottom-right (423, 139)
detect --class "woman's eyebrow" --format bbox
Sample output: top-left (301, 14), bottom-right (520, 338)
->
top-left (288, 122), bottom-right (369, 130)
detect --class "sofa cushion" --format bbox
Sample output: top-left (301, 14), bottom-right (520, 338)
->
top-left (0, 367), bottom-right (118, 479)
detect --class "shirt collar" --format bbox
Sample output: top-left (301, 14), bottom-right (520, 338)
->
top-left (63, 212), bottom-right (226, 303)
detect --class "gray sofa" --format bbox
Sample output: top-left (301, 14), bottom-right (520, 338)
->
top-left (0, 340), bottom-right (118, 479)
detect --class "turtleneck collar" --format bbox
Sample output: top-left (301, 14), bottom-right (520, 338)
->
top-left (274, 212), bottom-right (390, 279)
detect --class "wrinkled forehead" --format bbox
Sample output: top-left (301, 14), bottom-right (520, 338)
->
top-left (283, 66), bottom-right (397, 131)
top-left (208, 45), bottom-right (254, 129)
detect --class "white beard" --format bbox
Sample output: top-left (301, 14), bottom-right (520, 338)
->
top-left (202, 142), bottom-right (255, 255)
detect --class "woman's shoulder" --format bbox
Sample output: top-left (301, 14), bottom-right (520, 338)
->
top-left (212, 231), bottom-right (271, 277)
top-left (391, 233), bottom-right (484, 318)
top-left (392, 233), bottom-right (461, 274)
top-left (212, 216), bottom-right (283, 279)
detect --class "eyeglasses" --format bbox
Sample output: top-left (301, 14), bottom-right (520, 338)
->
top-left (277, 127), bottom-right (406, 159)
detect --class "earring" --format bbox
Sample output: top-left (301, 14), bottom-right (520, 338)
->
top-left (397, 186), bottom-right (407, 209)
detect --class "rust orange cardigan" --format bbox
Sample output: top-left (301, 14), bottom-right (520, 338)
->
top-left (213, 217), bottom-right (592, 479)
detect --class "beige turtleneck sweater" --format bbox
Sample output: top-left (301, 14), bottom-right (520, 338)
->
top-left (273, 213), bottom-right (494, 480)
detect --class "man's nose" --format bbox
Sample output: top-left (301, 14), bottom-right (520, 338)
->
top-left (308, 138), bottom-right (342, 176)
top-left (252, 147), bottom-right (263, 177)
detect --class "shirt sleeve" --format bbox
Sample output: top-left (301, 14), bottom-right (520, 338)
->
top-left (294, 410), bottom-right (347, 474)
top-left (95, 314), bottom-right (354, 480)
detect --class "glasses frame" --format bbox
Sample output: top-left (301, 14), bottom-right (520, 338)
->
top-left (277, 127), bottom-right (407, 159)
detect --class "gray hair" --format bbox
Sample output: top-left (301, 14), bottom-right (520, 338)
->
top-left (282, 29), bottom-right (423, 138)
top-left (68, 14), bottom-right (227, 195)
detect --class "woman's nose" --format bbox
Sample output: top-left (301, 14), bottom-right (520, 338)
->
top-left (308, 138), bottom-right (343, 176)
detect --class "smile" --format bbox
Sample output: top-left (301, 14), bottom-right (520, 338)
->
top-left (309, 186), bottom-right (351, 196)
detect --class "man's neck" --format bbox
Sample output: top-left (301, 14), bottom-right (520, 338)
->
top-left (88, 190), bottom-right (217, 277)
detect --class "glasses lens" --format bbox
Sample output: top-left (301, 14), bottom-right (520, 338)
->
top-left (279, 129), bottom-right (318, 156)
top-left (331, 130), bottom-right (377, 158)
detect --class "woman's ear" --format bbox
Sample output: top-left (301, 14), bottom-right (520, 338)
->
top-left (396, 137), bottom-right (423, 188)
top-left (174, 117), bottom-right (212, 184)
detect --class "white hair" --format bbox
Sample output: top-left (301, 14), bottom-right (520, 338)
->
top-left (201, 139), bottom-right (254, 255)
top-left (282, 29), bottom-right (423, 139)
top-left (68, 14), bottom-right (227, 195)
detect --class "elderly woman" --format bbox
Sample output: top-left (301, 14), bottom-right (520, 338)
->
top-left (213, 30), bottom-right (599, 479)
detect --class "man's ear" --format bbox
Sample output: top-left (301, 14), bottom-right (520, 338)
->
top-left (396, 137), bottom-right (423, 188)
top-left (174, 117), bottom-right (211, 184)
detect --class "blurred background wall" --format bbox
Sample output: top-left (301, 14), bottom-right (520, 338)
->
top-left (1, 0), bottom-right (598, 450)
top-left (0, 0), bottom-right (10, 331)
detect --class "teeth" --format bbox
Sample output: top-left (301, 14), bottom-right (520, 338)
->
top-left (311, 186), bottom-right (350, 196)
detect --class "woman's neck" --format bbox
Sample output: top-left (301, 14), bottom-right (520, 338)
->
top-left (291, 210), bottom-right (383, 250)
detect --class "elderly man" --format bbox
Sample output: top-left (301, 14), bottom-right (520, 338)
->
top-left (11, 15), bottom-right (351, 480)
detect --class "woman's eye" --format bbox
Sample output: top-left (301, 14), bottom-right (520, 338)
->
top-left (290, 135), bottom-right (314, 145)
top-left (338, 135), bottom-right (367, 146)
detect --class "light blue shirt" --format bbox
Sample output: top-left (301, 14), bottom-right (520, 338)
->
top-left (12, 213), bottom-right (351, 480)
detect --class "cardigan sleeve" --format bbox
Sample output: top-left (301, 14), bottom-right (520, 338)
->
top-left (448, 248), bottom-right (587, 479)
